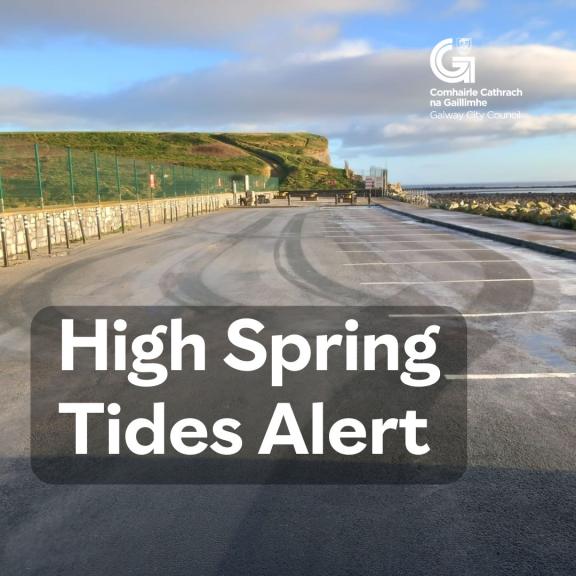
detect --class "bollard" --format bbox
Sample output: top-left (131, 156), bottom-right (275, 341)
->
top-left (186, 199), bottom-right (190, 218)
top-left (287, 193), bottom-right (291, 207)
top-left (62, 212), bottom-right (70, 249)
top-left (46, 213), bottom-right (53, 255)
top-left (147, 203), bottom-right (152, 227)
top-left (163, 202), bottom-right (167, 224)
top-left (23, 215), bottom-right (32, 260)
top-left (120, 204), bottom-right (126, 234)
top-left (0, 217), bottom-right (8, 267)
top-left (95, 207), bottom-right (102, 240)
top-left (77, 210), bottom-right (86, 244)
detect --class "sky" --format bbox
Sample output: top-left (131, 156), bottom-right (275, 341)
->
top-left (1, 0), bottom-right (575, 184)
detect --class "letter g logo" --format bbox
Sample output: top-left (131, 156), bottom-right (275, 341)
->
top-left (430, 38), bottom-right (475, 84)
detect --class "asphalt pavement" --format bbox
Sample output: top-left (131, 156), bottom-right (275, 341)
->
top-left (1, 205), bottom-right (575, 575)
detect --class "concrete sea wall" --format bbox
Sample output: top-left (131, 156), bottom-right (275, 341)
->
top-left (0, 193), bottom-right (237, 263)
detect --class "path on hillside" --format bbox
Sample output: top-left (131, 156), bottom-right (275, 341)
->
top-left (1, 206), bottom-right (575, 575)
top-left (211, 134), bottom-right (285, 178)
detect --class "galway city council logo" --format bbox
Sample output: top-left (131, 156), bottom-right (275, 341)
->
top-left (430, 38), bottom-right (475, 84)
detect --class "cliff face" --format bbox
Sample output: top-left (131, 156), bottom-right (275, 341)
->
top-left (305, 144), bottom-right (331, 165)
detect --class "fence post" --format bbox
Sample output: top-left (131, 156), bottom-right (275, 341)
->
top-left (172, 165), bottom-right (176, 198)
top-left (23, 215), bottom-right (32, 260)
top-left (77, 209), bottom-right (86, 244)
top-left (133, 160), bottom-right (140, 201)
top-left (95, 207), bottom-right (102, 239)
top-left (115, 155), bottom-right (122, 202)
top-left (46, 213), bottom-right (52, 255)
top-left (0, 172), bottom-right (5, 213)
top-left (182, 166), bottom-right (189, 214)
top-left (0, 217), bottom-right (8, 267)
top-left (120, 204), bottom-right (126, 234)
top-left (62, 212), bottom-right (70, 249)
top-left (172, 165), bottom-right (178, 221)
top-left (67, 147), bottom-right (75, 206)
top-left (34, 143), bottom-right (45, 209)
top-left (94, 152), bottom-right (101, 205)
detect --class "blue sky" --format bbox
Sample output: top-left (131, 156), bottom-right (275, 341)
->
top-left (1, 0), bottom-right (575, 184)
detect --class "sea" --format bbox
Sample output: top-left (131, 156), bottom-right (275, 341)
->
top-left (404, 181), bottom-right (576, 194)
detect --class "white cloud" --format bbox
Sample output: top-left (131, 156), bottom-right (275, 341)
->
top-left (0, 0), bottom-right (407, 46)
top-left (337, 113), bottom-right (576, 155)
top-left (290, 40), bottom-right (374, 63)
top-left (491, 18), bottom-right (549, 45)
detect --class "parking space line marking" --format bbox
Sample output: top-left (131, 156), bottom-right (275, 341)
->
top-left (344, 259), bottom-right (523, 266)
top-left (322, 226), bottom-right (433, 231)
top-left (446, 373), bottom-right (576, 380)
top-left (326, 233), bottom-right (452, 238)
top-left (390, 309), bottom-right (576, 318)
top-left (361, 277), bottom-right (576, 286)
top-left (322, 228), bottom-right (433, 231)
top-left (340, 248), bottom-right (499, 253)
top-left (336, 239), bottom-right (479, 245)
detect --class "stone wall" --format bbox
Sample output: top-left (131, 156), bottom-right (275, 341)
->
top-left (0, 193), bottom-right (238, 263)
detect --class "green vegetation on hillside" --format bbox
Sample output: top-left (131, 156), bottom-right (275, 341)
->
top-left (0, 131), bottom-right (357, 191)
top-left (0, 132), bottom-right (268, 174)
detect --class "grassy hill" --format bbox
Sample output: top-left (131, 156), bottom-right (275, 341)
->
top-left (0, 132), bottom-right (356, 191)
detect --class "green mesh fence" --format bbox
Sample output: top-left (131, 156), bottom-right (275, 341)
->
top-left (0, 141), bottom-right (279, 211)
